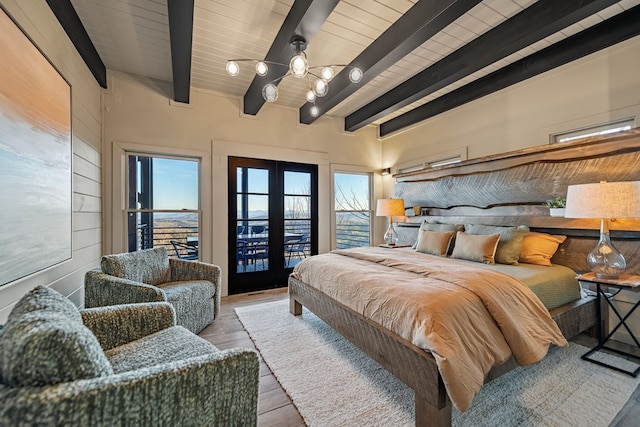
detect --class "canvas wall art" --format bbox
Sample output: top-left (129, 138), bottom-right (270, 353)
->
top-left (0, 7), bottom-right (72, 286)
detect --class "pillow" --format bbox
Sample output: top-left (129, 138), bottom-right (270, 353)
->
top-left (7, 286), bottom-right (81, 324)
top-left (450, 232), bottom-right (500, 264)
top-left (0, 312), bottom-right (113, 387)
top-left (414, 229), bottom-right (455, 256)
top-left (416, 221), bottom-right (465, 253)
top-left (519, 232), bottom-right (567, 266)
top-left (464, 224), bottom-right (529, 265)
top-left (0, 287), bottom-right (113, 387)
top-left (101, 247), bottom-right (171, 285)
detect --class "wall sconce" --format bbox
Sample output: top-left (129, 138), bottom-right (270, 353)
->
top-left (381, 167), bottom-right (391, 176)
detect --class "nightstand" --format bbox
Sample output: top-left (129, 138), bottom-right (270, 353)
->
top-left (577, 272), bottom-right (640, 377)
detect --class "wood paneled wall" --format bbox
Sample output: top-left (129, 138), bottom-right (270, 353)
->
top-left (0, 1), bottom-right (102, 322)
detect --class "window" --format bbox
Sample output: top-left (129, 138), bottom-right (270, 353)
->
top-left (334, 172), bottom-right (371, 249)
top-left (551, 118), bottom-right (634, 143)
top-left (126, 154), bottom-right (200, 259)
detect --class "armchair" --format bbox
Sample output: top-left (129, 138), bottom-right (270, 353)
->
top-left (85, 247), bottom-right (220, 333)
top-left (0, 286), bottom-right (259, 426)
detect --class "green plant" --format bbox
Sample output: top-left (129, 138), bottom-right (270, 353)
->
top-left (545, 197), bottom-right (566, 209)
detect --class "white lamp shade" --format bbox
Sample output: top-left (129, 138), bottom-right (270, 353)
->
top-left (565, 181), bottom-right (640, 219)
top-left (376, 199), bottom-right (405, 217)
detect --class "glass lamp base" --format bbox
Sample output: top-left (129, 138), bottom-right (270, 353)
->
top-left (587, 231), bottom-right (626, 279)
top-left (383, 223), bottom-right (398, 245)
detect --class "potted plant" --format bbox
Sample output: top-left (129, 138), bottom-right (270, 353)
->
top-left (545, 197), bottom-right (566, 217)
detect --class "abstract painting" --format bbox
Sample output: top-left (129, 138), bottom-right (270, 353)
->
top-left (0, 7), bottom-right (72, 286)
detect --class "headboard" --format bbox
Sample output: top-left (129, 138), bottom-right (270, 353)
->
top-left (392, 128), bottom-right (640, 274)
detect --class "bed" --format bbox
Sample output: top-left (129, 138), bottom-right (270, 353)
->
top-left (288, 130), bottom-right (640, 427)
top-left (289, 245), bottom-right (594, 426)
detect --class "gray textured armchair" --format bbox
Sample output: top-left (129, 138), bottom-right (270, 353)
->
top-left (0, 286), bottom-right (259, 427)
top-left (85, 247), bottom-right (220, 333)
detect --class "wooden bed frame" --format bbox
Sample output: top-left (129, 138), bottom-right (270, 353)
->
top-left (289, 277), bottom-right (596, 426)
top-left (287, 130), bottom-right (640, 426)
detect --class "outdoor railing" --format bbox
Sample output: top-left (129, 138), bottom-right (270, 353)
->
top-left (137, 225), bottom-right (199, 258)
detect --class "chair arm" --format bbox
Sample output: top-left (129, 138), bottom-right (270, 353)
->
top-left (84, 269), bottom-right (166, 308)
top-left (169, 260), bottom-right (221, 318)
top-left (0, 349), bottom-right (260, 427)
top-left (80, 303), bottom-right (176, 351)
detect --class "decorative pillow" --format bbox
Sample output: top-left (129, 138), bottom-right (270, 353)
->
top-left (415, 221), bottom-right (465, 253)
top-left (101, 247), bottom-right (171, 285)
top-left (0, 312), bottom-right (113, 387)
top-left (450, 232), bottom-right (500, 264)
top-left (414, 229), bottom-right (455, 256)
top-left (519, 232), bottom-right (567, 266)
top-left (7, 286), bottom-right (81, 324)
top-left (464, 224), bottom-right (529, 265)
top-left (0, 287), bottom-right (113, 387)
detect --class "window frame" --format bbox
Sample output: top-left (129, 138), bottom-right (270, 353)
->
top-left (110, 141), bottom-right (211, 260)
top-left (331, 166), bottom-right (374, 250)
top-left (124, 152), bottom-right (201, 257)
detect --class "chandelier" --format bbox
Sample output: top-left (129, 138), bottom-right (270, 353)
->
top-left (225, 35), bottom-right (363, 117)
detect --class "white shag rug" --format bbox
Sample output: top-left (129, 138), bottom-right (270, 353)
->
top-left (236, 300), bottom-right (639, 427)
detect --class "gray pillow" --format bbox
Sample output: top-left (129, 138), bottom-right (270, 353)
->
top-left (0, 286), bottom-right (112, 387)
top-left (101, 247), bottom-right (171, 285)
top-left (0, 311), bottom-right (113, 387)
top-left (8, 286), bottom-right (81, 323)
top-left (464, 224), bottom-right (529, 265)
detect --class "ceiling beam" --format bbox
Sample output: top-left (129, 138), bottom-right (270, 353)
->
top-left (243, 0), bottom-right (340, 116)
top-left (46, 0), bottom-right (106, 88)
top-left (167, 0), bottom-right (194, 103)
top-left (299, 0), bottom-right (482, 124)
top-left (345, 0), bottom-right (620, 132)
top-left (379, 6), bottom-right (640, 137)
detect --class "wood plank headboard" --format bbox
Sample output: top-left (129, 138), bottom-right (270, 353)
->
top-left (392, 129), bottom-right (640, 274)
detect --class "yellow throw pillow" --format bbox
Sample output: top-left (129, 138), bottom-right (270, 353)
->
top-left (414, 229), bottom-right (455, 256)
top-left (450, 231), bottom-right (501, 264)
top-left (519, 232), bottom-right (567, 266)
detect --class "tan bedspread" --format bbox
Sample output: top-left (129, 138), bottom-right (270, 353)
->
top-left (290, 247), bottom-right (567, 412)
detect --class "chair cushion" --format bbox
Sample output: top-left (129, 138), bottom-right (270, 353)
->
top-left (0, 287), bottom-right (113, 387)
top-left (105, 326), bottom-right (219, 373)
top-left (159, 281), bottom-right (215, 333)
top-left (101, 247), bottom-right (171, 285)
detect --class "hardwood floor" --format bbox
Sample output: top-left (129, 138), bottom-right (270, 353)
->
top-left (199, 288), bottom-right (639, 427)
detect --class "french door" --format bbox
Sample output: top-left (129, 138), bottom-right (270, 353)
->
top-left (228, 157), bottom-right (318, 294)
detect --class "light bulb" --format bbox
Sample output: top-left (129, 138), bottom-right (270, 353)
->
top-left (310, 106), bottom-right (320, 117)
top-left (349, 67), bottom-right (363, 83)
top-left (255, 61), bottom-right (268, 76)
top-left (305, 90), bottom-right (316, 103)
top-left (290, 54), bottom-right (308, 78)
top-left (312, 79), bottom-right (328, 97)
top-left (226, 61), bottom-right (240, 76)
top-left (320, 67), bottom-right (334, 81)
top-left (262, 84), bottom-right (279, 102)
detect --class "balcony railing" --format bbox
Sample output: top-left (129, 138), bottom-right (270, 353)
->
top-left (136, 225), bottom-right (199, 258)
top-left (336, 222), bottom-right (370, 249)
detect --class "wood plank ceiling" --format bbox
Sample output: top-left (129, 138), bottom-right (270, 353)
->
top-left (59, 0), bottom-right (640, 136)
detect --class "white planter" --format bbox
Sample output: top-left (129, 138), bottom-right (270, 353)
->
top-left (549, 208), bottom-right (565, 217)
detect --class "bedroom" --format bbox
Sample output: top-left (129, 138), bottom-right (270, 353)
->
top-left (0, 0), bottom-right (639, 425)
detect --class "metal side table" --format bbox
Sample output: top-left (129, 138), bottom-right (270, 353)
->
top-left (577, 272), bottom-right (640, 377)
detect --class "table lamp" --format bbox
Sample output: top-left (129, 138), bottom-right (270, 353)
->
top-left (376, 198), bottom-right (405, 245)
top-left (564, 181), bottom-right (640, 279)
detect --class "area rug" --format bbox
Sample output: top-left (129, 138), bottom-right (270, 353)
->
top-left (236, 300), bottom-right (639, 427)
